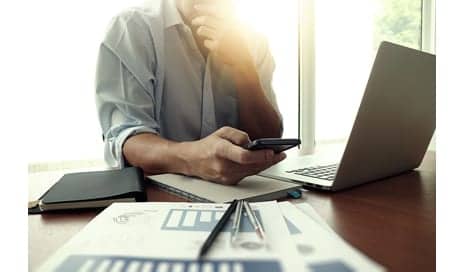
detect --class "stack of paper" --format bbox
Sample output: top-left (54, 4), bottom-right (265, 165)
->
top-left (38, 201), bottom-right (384, 272)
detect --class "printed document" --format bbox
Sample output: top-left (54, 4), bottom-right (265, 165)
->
top-left (38, 202), bottom-right (303, 272)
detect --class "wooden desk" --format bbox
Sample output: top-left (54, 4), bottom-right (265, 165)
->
top-left (29, 152), bottom-right (435, 271)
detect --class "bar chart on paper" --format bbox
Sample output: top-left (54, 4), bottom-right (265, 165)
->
top-left (55, 255), bottom-right (282, 272)
top-left (161, 209), bottom-right (263, 232)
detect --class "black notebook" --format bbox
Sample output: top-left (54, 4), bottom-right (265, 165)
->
top-left (28, 167), bottom-right (146, 214)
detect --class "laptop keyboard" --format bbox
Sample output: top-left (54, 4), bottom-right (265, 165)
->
top-left (286, 164), bottom-right (339, 181)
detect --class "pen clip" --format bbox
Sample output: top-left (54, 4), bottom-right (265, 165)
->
top-left (230, 200), bottom-right (243, 247)
top-left (243, 201), bottom-right (267, 243)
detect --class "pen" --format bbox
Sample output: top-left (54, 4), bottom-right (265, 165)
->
top-left (243, 201), bottom-right (266, 242)
top-left (198, 199), bottom-right (238, 259)
top-left (230, 200), bottom-right (244, 246)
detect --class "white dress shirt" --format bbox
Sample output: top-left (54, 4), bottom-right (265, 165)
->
top-left (95, 0), bottom-right (280, 168)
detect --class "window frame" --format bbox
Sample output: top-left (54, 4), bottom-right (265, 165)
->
top-left (422, 0), bottom-right (436, 53)
top-left (298, 0), bottom-right (316, 155)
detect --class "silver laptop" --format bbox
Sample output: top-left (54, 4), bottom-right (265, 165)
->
top-left (261, 41), bottom-right (435, 191)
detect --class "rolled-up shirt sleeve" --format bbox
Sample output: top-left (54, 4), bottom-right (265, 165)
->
top-left (95, 11), bottom-right (159, 169)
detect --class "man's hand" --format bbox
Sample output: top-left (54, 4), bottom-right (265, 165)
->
top-left (182, 127), bottom-right (286, 185)
top-left (191, 4), bottom-right (253, 67)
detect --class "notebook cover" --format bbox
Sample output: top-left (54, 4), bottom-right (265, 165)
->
top-left (29, 167), bottom-right (146, 213)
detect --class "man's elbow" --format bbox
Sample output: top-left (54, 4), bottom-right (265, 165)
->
top-left (273, 123), bottom-right (284, 138)
top-left (268, 118), bottom-right (284, 138)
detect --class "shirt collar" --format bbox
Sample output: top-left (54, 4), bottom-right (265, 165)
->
top-left (164, 0), bottom-right (185, 29)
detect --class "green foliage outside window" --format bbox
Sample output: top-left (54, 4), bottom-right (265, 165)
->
top-left (374, 0), bottom-right (422, 50)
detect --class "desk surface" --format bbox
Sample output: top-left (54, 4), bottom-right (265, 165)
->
top-left (28, 151), bottom-right (435, 272)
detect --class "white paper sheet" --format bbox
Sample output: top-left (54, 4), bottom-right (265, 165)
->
top-left (293, 202), bottom-right (336, 235)
top-left (279, 202), bottom-right (384, 272)
top-left (38, 202), bottom-right (305, 272)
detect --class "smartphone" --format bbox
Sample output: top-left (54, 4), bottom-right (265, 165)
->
top-left (245, 138), bottom-right (301, 153)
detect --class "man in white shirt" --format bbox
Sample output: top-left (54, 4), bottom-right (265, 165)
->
top-left (96, 0), bottom-right (285, 185)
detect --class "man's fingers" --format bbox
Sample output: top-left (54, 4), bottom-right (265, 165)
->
top-left (215, 126), bottom-right (250, 146)
top-left (273, 152), bottom-right (287, 163)
top-left (204, 39), bottom-right (218, 51)
top-left (217, 140), bottom-right (276, 164)
top-left (213, 127), bottom-right (288, 165)
top-left (196, 26), bottom-right (219, 41)
top-left (247, 152), bottom-right (287, 172)
top-left (228, 152), bottom-right (287, 176)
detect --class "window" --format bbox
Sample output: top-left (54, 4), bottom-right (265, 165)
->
top-left (310, 0), bottom-right (434, 144)
top-left (27, 0), bottom-right (146, 163)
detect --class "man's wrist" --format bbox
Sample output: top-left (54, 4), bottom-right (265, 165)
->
top-left (170, 141), bottom-right (195, 176)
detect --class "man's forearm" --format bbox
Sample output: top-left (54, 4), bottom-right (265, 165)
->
top-left (121, 127), bottom-right (285, 185)
top-left (232, 60), bottom-right (283, 140)
top-left (122, 133), bottom-right (190, 175)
